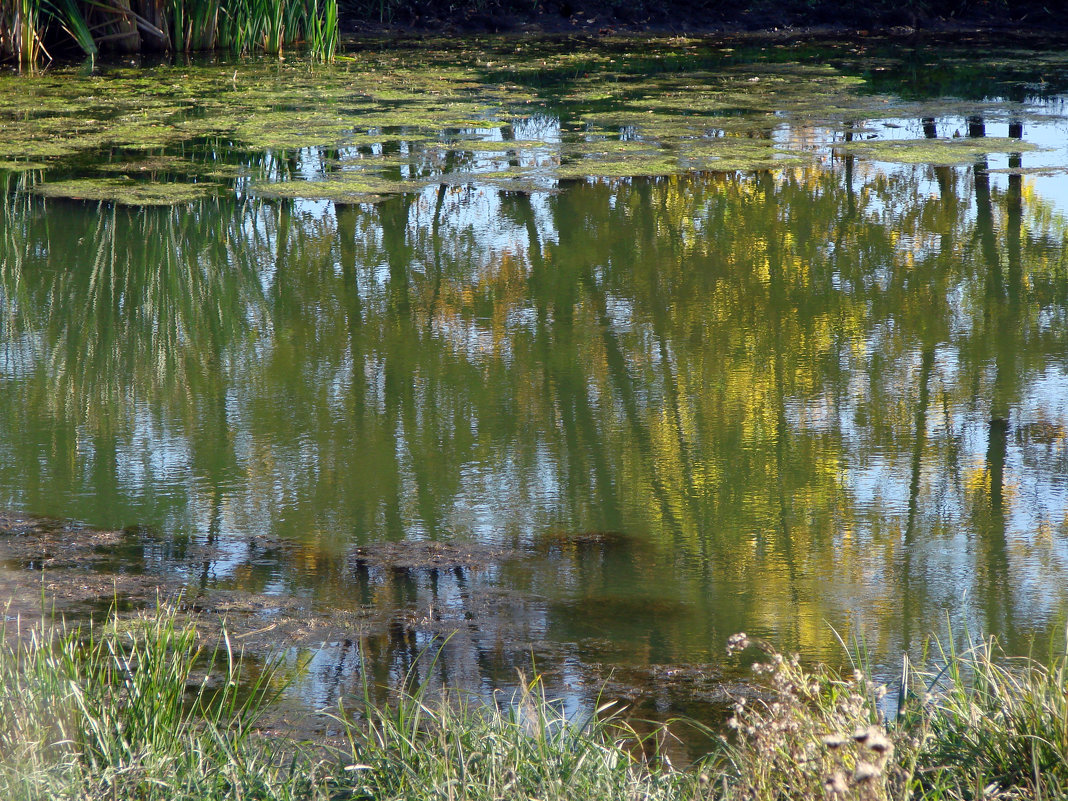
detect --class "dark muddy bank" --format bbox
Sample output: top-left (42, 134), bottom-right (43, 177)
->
top-left (339, 0), bottom-right (1066, 36)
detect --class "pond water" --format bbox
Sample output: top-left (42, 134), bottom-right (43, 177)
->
top-left (2, 33), bottom-right (1068, 735)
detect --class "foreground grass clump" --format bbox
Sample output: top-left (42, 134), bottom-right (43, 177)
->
top-left (335, 673), bottom-right (688, 801)
top-left (4, 603), bottom-right (1068, 800)
top-left (0, 603), bottom-right (681, 801)
top-left (0, 604), bottom-right (319, 800)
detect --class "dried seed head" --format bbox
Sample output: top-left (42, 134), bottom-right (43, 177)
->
top-left (865, 731), bottom-right (892, 754)
top-left (853, 727), bottom-right (870, 743)
top-left (698, 773), bottom-right (710, 787)
top-left (726, 633), bottom-right (750, 654)
top-left (854, 762), bottom-right (881, 782)
top-left (821, 734), bottom-right (847, 749)
top-left (824, 772), bottom-right (849, 796)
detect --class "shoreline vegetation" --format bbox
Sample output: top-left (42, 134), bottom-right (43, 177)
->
top-left (0, 0), bottom-right (339, 66)
top-left (337, 0), bottom-right (1067, 35)
top-left (3, 603), bottom-right (1067, 800)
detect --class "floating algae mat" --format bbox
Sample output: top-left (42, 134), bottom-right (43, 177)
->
top-left (1, 35), bottom-right (1067, 203)
top-left (33, 177), bottom-right (220, 205)
top-left (838, 136), bottom-right (1041, 165)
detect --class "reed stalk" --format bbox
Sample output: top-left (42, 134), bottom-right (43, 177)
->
top-left (0, 0), bottom-right (337, 64)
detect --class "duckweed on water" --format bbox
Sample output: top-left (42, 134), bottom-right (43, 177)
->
top-left (839, 136), bottom-right (1041, 165)
top-left (33, 178), bottom-right (220, 205)
top-left (249, 175), bottom-right (416, 201)
top-left (1, 37), bottom-right (1066, 204)
top-left (0, 160), bottom-right (49, 172)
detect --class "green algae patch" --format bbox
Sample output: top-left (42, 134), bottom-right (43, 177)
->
top-left (249, 175), bottom-right (417, 201)
top-left (1, 38), bottom-right (1066, 188)
top-left (0, 160), bottom-right (50, 172)
top-left (344, 132), bottom-right (433, 147)
top-left (570, 139), bottom-right (665, 155)
top-left (988, 165), bottom-right (1068, 175)
top-left (675, 138), bottom-right (811, 171)
top-left (1, 138), bottom-right (85, 159)
top-left (440, 139), bottom-right (551, 152)
top-left (33, 178), bottom-right (220, 206)
top-left (554, 153), bottom-right (682, 179)
top-left (92, 155), bottom-right (246, 179)
top-left (234, 112), bottom-right (357, 150)
top-left (840, 137), bottom-right (1040, 165)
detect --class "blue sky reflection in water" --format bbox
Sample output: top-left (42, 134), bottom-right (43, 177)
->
top-left (1, 36), bottom-right (1068, 730)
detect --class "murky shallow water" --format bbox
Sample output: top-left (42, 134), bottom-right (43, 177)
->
top-left (2, 33), bottom-right (1068, 740)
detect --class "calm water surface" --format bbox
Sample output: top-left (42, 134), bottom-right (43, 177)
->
top-left (2, 34), bottom-right (1068, 727)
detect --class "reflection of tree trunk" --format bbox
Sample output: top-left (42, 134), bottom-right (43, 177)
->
top-left (426, 182), bottom-right (449, 328)
top-left (764, 219), bottom-right (801, 612)
top-left (378, 196), bottom-right (415, 539)
top-left (844, 152), bottom-right (855, 218)
top-left (1006, 154), bottom-right (1022, 304)
top-left (583, 267), bottom-right (681, 536)
top-left (335, 202), bottom-right (373, 537)
top-left (904, 348), bottom-right (934, 544)
top-left (933, 166), bottom-right (953, 206)
top-left (901, 346), bottom-right (934, 652)
top-left (335, 201), bottom-right (363, 412)
top-left (983, 413), bottom-right (1012, 645)
top-left (974, 152), bottom-right (1018, 647)
top-left (987, 417), bottom-right (1009, 513)
top-left (967, 116), bottom-right (985, 138)
top-left (379, 189), bottom-right (451, 541)
top-left (633, 182), bottom-right (699, 534)
top-left (521, 192), bottom-right (622, 529)
top-left (974, 159), bottom-right (1001, 300)
top-left (922, 117), bottom-right (937, 139)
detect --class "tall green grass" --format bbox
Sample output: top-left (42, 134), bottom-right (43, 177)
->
top-left (3, 601), bottom-right (1068, 800)
top-left (0, 602), bottom-right (314, 800)
top-left (330, 660), bottom-right (685, 801)
top-left (0, 0), bottom-right (338, 66)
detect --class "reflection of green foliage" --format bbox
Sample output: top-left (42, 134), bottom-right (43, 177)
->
top-left (1, 36), bottom-right (1068, 725)
top-left (2, 140), bottom-right (1068, 681)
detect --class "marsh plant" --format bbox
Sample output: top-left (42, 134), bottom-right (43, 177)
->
top-left (0, 0), bottom-right (338, 65)
top-left (706, 630), bottom-right (1068, 801)
top-left (708, 632), bottom-right (907, 801)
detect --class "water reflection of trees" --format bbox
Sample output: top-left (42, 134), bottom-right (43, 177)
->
top-left (2, 158), bottom-right (1068, 695)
